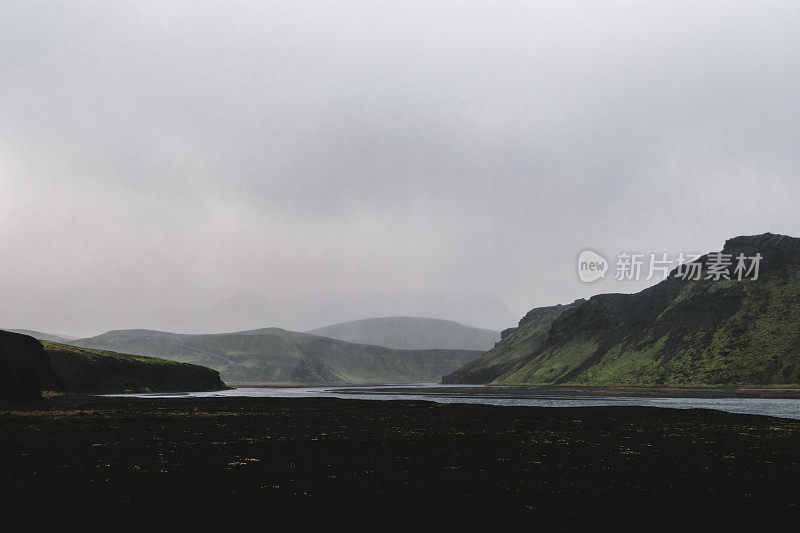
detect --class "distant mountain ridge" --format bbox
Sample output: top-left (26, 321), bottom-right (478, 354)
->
top-left (307, 317), bottom-right (500, 350)
top-left (68, 327), bottom-right (482, 384)
top-left (445, 233), bottom-right (800, 388)
top-left (140, 291), bottom-right (518, 333)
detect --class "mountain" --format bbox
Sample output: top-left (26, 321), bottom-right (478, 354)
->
top-left (141, 291), bottom-right (518, 333)
top-left (307, 317), bottom-right (500, 350)
top-left (42, 341), bottom-right (225, 393)
top-left (68, 328), bottom-right (483, 384)
top-left (445, 233), bottom-right (800, 387)
top-left (5, 329), bottom-right (77, 343)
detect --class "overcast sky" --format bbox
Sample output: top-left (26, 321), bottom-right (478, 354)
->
top-left (2, 1), bottom-right (799, 335)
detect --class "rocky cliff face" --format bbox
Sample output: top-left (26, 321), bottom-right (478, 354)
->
top-left (445, 233), bottom-right (800, 387)
top-left (0, 330), bottom-right (65, 401)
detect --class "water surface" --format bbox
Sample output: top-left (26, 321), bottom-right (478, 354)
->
top-left (108, 383), bottom-right (800, 420)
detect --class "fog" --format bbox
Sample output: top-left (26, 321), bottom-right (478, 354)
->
top-left (2, 1), bottom-right (799, 336)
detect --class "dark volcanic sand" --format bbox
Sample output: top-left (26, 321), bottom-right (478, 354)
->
top-left (2, 396), bottom-right (800, 528)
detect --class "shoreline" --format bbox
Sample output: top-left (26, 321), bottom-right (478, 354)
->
top-left (226, 381), bottom-right (800, 399)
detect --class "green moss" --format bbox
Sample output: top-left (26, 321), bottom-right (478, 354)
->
top-left (445, 303), bottom-right (579, 384)
top-left (497, 337), bottom-right (602, 385)
top-left (40, 340), bottom-right (224, 393)
top-left (41, 340), bottom-right (183, 366)
top-left (575, 336), bottom-right (668, 386)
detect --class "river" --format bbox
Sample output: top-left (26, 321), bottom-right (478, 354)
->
top-left (107, 383), bottom-right (800, 420)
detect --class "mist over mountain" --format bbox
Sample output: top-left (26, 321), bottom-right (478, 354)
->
top-left (140, 291), bottom-right (518, 334)
top-left (4, 329), bottom-right (78, 343)
top-left (3, 1), bottom-right (800, 346)
top-left (308, 317), bottom-right (500, 351)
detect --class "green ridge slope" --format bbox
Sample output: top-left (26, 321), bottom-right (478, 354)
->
top-left (43, 341), bottom-right (226, 393)
top-left (445, 233), bottom-right (800, 388)
top-left (442, 302), bottom-right (583, 383)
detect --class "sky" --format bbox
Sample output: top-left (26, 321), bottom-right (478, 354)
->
top-left (2, 0), bottom-right (799, 336)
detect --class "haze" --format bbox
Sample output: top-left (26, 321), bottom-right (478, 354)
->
top-left (2, 1), bottom-right (799, 337)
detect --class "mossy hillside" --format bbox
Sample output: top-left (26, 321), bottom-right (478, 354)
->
top-left (442, 302), bottom-right (581, 384)
top-left (447, 233), bottom-right (800, 388)
top-left (41, 341), bottom-right (185, 365)
top-left (43, 341), bottom-right (226, 393)
top-left (497, 335), bottom-right (604, 385)
top-left (573, 269), bottom-right (800, 387)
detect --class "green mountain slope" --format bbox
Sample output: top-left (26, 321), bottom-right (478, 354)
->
top-left (1, 330), bottom-right (223, 398)
top-left (43, 341), bottom-right (226, 393)
top-left (445, 233), bottom-right (800, 387)
top-left (307, 317), bottom-right (500, 350)
top-left (442, 302), bottom-right (583, 383)
top-left (68, 328), bottom-right (482, 384)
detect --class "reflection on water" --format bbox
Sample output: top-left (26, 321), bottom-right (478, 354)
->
top-left (105, 383), bottom-right (800, 420)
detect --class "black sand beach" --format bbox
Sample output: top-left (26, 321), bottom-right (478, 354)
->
top-left (2, 395), bottom-right (800, 528)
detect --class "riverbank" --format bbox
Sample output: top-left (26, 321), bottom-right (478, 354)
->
top-left (2, 395), bottom-right (800, 527)
top-left (339, 384), bottom-right (800, 399)
top-left (227, 382), bottom-right (800, 398)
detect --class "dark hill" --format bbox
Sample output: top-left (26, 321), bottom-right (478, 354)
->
top-left (0, 330), bottom-right (65, 401)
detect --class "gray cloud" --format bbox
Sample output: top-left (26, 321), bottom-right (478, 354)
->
top-left (2, 1), bottom-right (799, 336)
